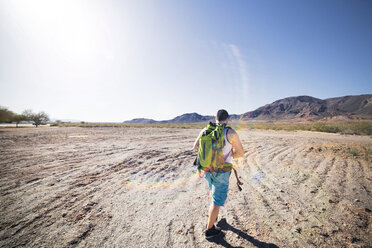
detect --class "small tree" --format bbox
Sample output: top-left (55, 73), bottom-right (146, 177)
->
top-left (0, 106), bottom-right (15, 123)
top-left (13, 114), bottom-right (28, 128)
top-left (23, 110), bottom-right (50, 127)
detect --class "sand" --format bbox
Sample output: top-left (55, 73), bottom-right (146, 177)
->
top-left (0, 127), bottom-right (371, 247)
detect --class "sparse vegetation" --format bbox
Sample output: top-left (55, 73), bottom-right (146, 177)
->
top-left (362, 146), bottom-right (371, 161)
top-left (49, 120), bottom-right (372, 135)
top-left (13, 114), bottom-right (28, 127)
top-left (348, 149), bottom-right (359, 157)
top-left (311, 143), bottom-right (372, 161)
top-left (0, 107), bottom-right (50, 127)
top-left (52, 122), bottom-right (206, 129)
top-left (22, 110), bottom-right (50, 127)
top-left (3, 105), bottom-right (369, 135)
top-left (232, 121), bottom-right (372, 136)
top-left (0, 106), bottom-right (16, 123)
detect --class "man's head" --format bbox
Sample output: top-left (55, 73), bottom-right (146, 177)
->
top-left (216, 109), bottom-right (229, 124)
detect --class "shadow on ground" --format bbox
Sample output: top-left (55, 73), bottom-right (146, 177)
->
top-left (208, 218), bottom-right (280, 248)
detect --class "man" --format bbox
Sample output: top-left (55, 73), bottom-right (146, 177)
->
top-left (193, 109), bottom-right (244, 239)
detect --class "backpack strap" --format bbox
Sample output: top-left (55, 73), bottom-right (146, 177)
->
top-left (223, 149), bottom-right (233, 162)
top-left (225, 126), bottom-right (232, 144)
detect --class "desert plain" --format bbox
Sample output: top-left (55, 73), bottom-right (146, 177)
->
top-left (0, 126), bottom-right (371, 248)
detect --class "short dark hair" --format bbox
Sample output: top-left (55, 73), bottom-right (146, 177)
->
top-left (216, 109), bottom-right (229, 122)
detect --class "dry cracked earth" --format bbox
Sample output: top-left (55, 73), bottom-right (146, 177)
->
top-left (0, 127), bottom-right (371, 248)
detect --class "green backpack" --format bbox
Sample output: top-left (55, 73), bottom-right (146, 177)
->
top-left (197, 122), bottom-right (233, 174)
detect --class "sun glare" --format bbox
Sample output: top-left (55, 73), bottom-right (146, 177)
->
top-left (8, 0), bottom-right (112, 67)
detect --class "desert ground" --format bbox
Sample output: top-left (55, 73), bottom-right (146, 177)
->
top-left (0, 126), bottom-right (371, 248)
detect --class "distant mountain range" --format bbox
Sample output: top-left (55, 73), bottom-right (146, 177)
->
top-left (50, 118), bottom-right (81, 123)
top-left (123, 94), bottom-right (372, 124)
top-left (123, 113), bottom-right (215, 124)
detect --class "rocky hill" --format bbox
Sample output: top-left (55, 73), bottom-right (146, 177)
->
top-left (241, 94), bottom-right (372, 120)
top-left (325, 95), bottom-right (372, 117)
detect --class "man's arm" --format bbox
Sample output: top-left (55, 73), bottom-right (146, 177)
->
top-left (227, 128), bottom-right (244, 158)
top-left (193, 129), bottom-right (205, 151)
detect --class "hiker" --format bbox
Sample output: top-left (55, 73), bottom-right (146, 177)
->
top-left (193, 109), bottom-right (244, 239)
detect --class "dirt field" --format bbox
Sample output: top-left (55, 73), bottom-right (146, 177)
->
top-left (0, 127), bottom-right (371, 248)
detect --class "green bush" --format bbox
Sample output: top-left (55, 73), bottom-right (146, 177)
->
top-left (0, 107), bottom-right (15, 123)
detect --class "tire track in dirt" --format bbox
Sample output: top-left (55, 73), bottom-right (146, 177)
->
top-left (1, 127), bottom-right (371, 247)
top-left (237, 136), bottom-right (342, 247)
top-left (317, 157), bottom-right (372, 246)
top-left (0, 128), bottom-right (140, 247)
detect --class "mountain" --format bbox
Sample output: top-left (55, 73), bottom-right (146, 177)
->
top-left (165, 113), bottom-right (214, 123)
top-left (325, 95), bottom-right (372, 117)
top-left (123, 94), bottom-right (372, 123)
top-left (49, 118), bottom-right (81, 123)
top-left (123, 113), bottom-right (215, 124)
top-left (241, 94), bottom-right (372, 120)
top-left (123, 118), bottom-right (157, 124)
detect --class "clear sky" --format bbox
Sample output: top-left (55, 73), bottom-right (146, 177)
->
top-left (0, 0), bottom-right (371, 122)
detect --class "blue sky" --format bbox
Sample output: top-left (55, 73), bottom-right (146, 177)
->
top-left (0, 0), bottom-right (371, 122)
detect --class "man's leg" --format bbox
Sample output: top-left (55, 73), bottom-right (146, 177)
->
top-left (207, 204), bottom-right (220, 229)
top-left (206, 171), bottom-right (231, 230)
top-left (208, 192), bottom-right (218, 224)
